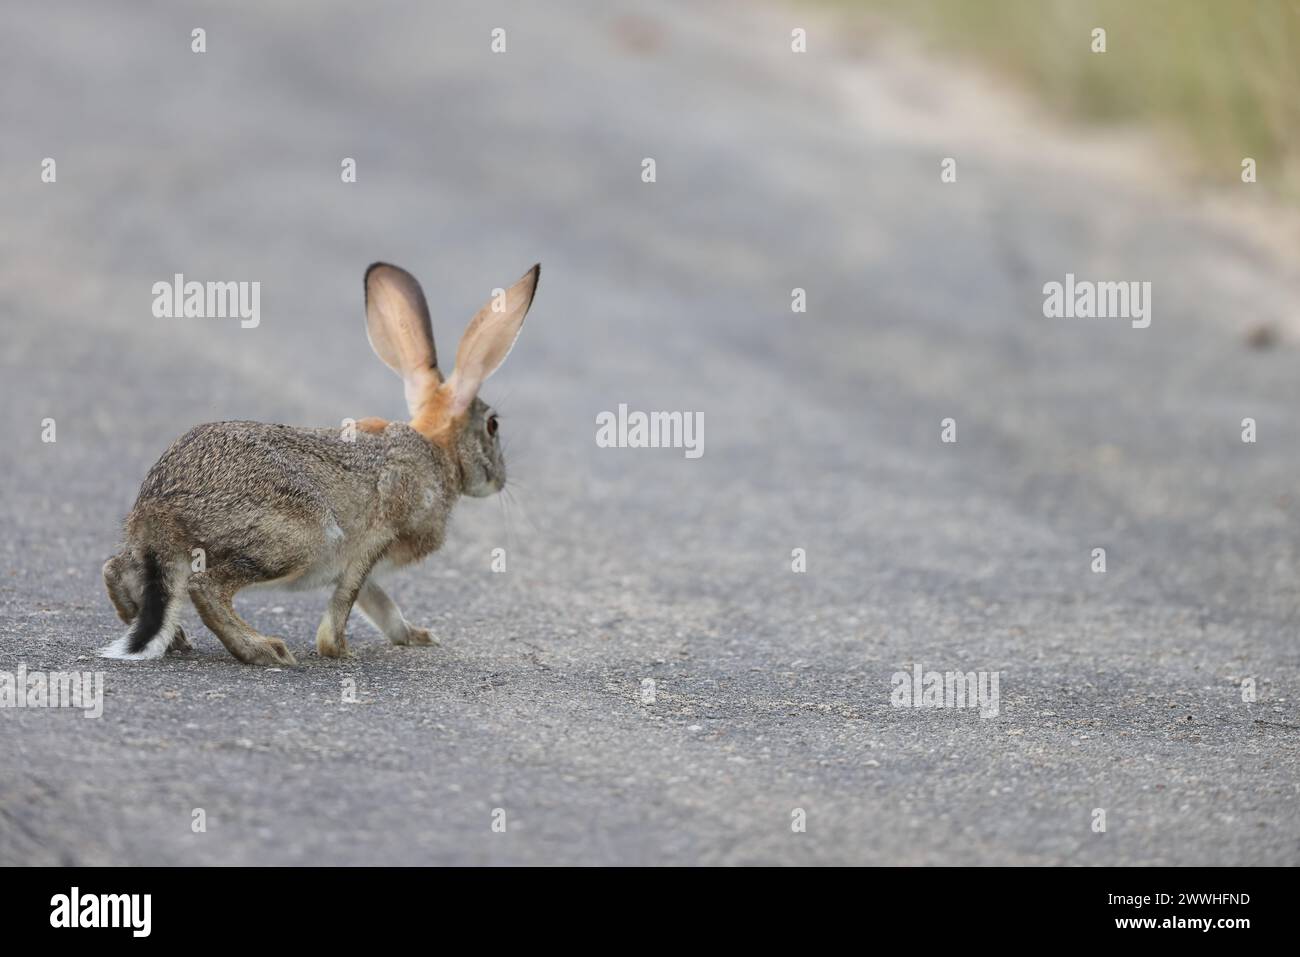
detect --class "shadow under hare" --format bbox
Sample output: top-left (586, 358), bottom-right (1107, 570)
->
top-left (101, 262), bottom-right (539, 665)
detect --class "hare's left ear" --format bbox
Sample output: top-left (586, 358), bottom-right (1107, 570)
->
top-left (440, 264), bottom-right (540, 417)
top-left (365, 263), bottom-right (441, 416)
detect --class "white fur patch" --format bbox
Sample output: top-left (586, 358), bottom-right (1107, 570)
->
top-left (324, 516), bottom-right (345, 544)
top-left (99, 596), bottom-right (182, 661)
top-left (99, 632), bottom-right (166, 660)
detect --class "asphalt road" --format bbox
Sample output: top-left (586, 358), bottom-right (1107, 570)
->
top-left (2, 0), bottom-right (1299, 865)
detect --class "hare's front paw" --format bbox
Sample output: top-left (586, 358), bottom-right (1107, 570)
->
top-left (315, 618), bottom-right (353, 658)
top-left (316, 637), bottom-right (353, 659)
top-left (393, 625), bottom-right (438, 647)
top-left (167, 627), bottom-right (194, 653)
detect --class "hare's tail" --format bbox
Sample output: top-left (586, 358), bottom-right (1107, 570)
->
top-left (100, 551), bottom-right (184, 660)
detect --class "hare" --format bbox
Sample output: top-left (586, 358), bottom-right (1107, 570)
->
top-left (101, 262), bottom-right (539, 665)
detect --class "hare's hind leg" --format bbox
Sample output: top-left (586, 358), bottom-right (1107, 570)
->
top-left (103, 554), bottom-right (140, 623)
top-left (357, 579), bottom-right (436, 646)
top-left (188, 573), bottom-right (295, 666)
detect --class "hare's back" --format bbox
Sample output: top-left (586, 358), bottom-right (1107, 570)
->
top-left (130, 421), bottom-right (382, 538)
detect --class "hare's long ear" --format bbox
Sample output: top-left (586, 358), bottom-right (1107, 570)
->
top-left (441, 264), bottom-right (540, 417)
top-left (365, 263), bottom-right (441, 416)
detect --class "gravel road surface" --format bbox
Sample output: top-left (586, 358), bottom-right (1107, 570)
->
top-left (2, 0), bottom-right (1298, 865)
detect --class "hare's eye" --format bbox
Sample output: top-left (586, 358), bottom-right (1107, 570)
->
top-left (486, 414), bottom-right (499, 438)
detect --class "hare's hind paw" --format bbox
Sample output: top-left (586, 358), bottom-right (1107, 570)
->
top-left (167, 627), bottom-right (194, 653)
top-left (244, 636), bottom-right (297, 667)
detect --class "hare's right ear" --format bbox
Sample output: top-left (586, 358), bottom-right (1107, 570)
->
top-left (440, 264), bottom-right (540, 418)
top-left (365, 263), bottom-right (441, 416)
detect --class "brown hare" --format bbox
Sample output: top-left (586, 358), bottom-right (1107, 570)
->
top-left (101, 262), bottom-right (539, 665)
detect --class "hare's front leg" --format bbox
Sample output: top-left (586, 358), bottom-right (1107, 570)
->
top-left (356, 578), bottom-right (437, 647)
top-left (315, 563), bottom-right (378, 658)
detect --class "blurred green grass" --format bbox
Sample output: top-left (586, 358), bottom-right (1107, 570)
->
top-left (838, 0), bottom-right (1300, 196)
